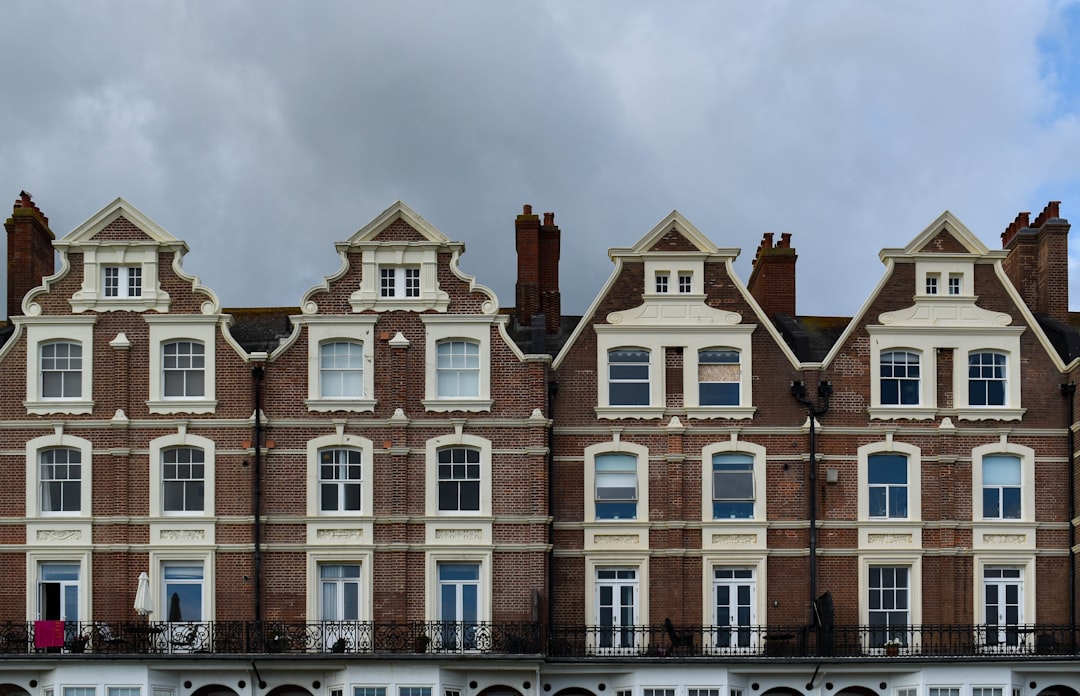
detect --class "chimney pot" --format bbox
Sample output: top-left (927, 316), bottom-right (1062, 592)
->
top-left (543, 212), bottom-right (554, 226)
top-left (522, 204), bottom-right (532, 216)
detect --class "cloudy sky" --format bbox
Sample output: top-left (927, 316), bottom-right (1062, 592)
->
top-left (2, 1), bottom-right (1079, 319)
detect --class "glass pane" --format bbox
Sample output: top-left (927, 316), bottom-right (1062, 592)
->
top-left (984, 456), bottom-right (1021, 485)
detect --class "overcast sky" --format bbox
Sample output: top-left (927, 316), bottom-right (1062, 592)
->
top-left (2, 1), bottom-right (1079, 320)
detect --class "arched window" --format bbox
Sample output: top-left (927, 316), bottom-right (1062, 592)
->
top-left (699, 349), bottom-right (740, 406)
top-left (319, 342), bottom-right (364, 398)
top-left (969, 351), bottom-right (1007, 406)
top-left (880, 350), bottom-right (920, 405)
top-left (162, 340), bottom-right (205, 398)
top-left (436, 340), bottom-right (480, 398)
top-left (608, 348), bottom-right (650, 406)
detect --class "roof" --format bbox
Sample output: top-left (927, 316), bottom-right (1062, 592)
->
top-left (224, 307), bottom-right (297, 353)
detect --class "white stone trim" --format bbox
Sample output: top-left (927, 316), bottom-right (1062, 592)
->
top-left (26, 550), bottom-right (93, 622)
top-left (424, 550), bottom-right (492, 623)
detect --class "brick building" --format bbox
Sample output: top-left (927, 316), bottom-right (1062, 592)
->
top-left (1, 192), bottom-right (1080, 696)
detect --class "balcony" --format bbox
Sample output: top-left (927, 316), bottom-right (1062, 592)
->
top-left (0, 621), bottom-right (1075, 658)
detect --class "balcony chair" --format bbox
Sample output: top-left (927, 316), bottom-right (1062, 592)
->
top-left (664, 618), bottom-right (695, 656)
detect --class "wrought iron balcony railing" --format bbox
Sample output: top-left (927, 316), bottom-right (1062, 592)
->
top-left (0, 620), bottom-right (1076, 658)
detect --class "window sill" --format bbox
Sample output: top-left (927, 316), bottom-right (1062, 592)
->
top-left (25, 400), bottom-right (94, 416)
top-left (955, 407), bottom-right (1025, 422)
top-left (684, 406), bottom-right (757, 420)
top-left (306, 398), bottom-right (376, 413)
top-left (146, 399), bottom-right (218, 415)
top-left (868, 406), bottom-right (937, 421)
top-left (423, 399), bottom-right (492, 413)
top-left (594, 406), bottom-right (666, 420)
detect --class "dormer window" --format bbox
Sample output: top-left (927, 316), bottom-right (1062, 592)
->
top-left (380, 266), bottom-right (420, 298)
top-left (655, 272), bottom-right (669, 293)
top-left (678, 272), bottom-right (692, 293)
top-left (104, 266), bottom-right (142, 298)
top-left (948, 274), bottom-right (962, 295)
top-left (925, 273), bottom-right (939, 295)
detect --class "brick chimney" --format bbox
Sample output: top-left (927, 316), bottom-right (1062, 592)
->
top-left (5, 191), bottom-right (55, 320)
top-left (515, 204), bottom-right (561, 335)
top-left (747, 232), bottom-right (797, 319)
top-left (1002, 201), bottom-right (1069, 324)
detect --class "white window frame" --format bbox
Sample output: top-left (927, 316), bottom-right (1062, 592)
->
top-left (678, 272), bottom-right (693, 293)
top-left (435, 340), bottom-right (481, 399)
top-left (303, 318), bottom-right (377, 413)
top-left (22, 317), bottom-right (96, 415)
top-left (698, 348), bottom-right (741, 407)
top-left (69, 241), bottom-right (170, 313)
top-left (158, 557), bottom-right (209, 623)
top-left (425, 551), bottom-right (491, 623)
top-left (586, 557), bottom-right (648, 653)
top-left (701, 556), bottom-right (767, 652)
top-left (39, 447), bottom-right (84, 516)
top-left (857, 440), bottom-right (921, 522)
top-left (967, 350), bottom-right (1008, 407)
top-left (40, 341), bottom-right (83, 400)
top-left (607, 347), bottom-right (651, 407)
top-left (379, 265), bottom-right (421, 298)
top-left (972, 557), bottom-right (1035, 649)
top-left (425, 433), bottom-right (492, 517)
top-left (925, 273), bottom-right (940, 295)
top-left (103, 265), bottom-right (142, 298)
top-left (26, 433), bottom-right (93, 519)
top-left (868, 341), bottom-right (936, 420)
top-left (149, 433), bottom-right (215, 518)
top-left (318, 447), bottom-right (364, 514)
top-left (146, 316), bottom-right (218, 414)
top-left (319, 341), bottom-right (364, 398)
top-left (858, 555), bottom-right (921, 651)
top-left (979, 565), bottom-right (1026, 650)
top-left (306, 433), bottom-right (374, 517)
top-left (160, 446), bottom-right (206, 515)
top-left (351, 242), bottom-right (449, 312)
top-left (585, 441), bottom-right (649, 523)
top-left (161, 340), bottom-right (205, 399)
top-left (971, 443), bottom-right (1034, 523)
top-left (306, 550), bottom-right (373, 623)
top-left (711, 567), bottom-right (757, 650)
top-left (654, 272), bottom-right (670, 294)
top-left (29, 552), bottom-right (90, 624)
top-left (948, 273), bottom-right (963, 295)
top-left (421, 316), bottom-right (494, 412)
top-left (701, 441), bottom-right (766, 522)
top-left (878, 350), bottom-right (921, 407)
top-left (436, 445), bottom-right (482, 513)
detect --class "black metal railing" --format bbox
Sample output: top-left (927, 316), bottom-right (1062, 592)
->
top-left (0, 621), bottom-right (1076, 658)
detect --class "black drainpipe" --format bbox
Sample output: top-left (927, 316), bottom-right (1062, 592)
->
top-left (252, 363), bottom-right (265, 627)
top-left (791, 379), bottom-right (832, 615)
top-left (1063, 381), bottom-right (1076, 651)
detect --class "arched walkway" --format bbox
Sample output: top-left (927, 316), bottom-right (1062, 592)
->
top-left (265, 686), bottom-right (315, 696)
top-left (552, 689), bottom-right (598, 696)
top-left (190, 687), bottom-right (240, 696)
top-left (761, 687), bottom-right (805, 696)
top-left (836, 687), bottom-right (881, 696)
top-left (476, 686), bottom-right (524, 696)
top-left (0, 684), bottom-right (30, 696)
top-left (1037, 686), bottom-right (1080, 696)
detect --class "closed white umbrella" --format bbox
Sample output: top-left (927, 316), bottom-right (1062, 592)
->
top-left (134, 572), bottom-right (154, 617)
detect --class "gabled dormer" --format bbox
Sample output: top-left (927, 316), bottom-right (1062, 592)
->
top-left (838, 212), bottom-right (1027, 421)
top-left (45, 197), bottom-right (218, 315)
top-left (554, 211), bottom-right (771, 421)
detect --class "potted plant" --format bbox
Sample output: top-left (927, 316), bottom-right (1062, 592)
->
top-left (413, 634), bottom-right (430, 653)
top-left (884, 639), bottom-right (901, 657)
